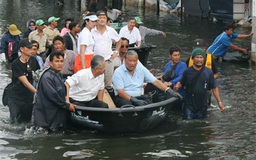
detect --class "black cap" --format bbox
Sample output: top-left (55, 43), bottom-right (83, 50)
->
top-left (193, 38), bottom-right (206, 49)
top-left (105, 5), bottom-right (112, 10)
top-left (19, 38), bottom-right (34, 48)
top-left (96, 10), bottom-right (107, 17)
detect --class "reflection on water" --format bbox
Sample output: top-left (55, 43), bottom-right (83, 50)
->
top-left (0, 0), bottom-right (255, 159)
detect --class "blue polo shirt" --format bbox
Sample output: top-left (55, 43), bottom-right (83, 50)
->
top-left (207, 32), bottom-right (238, 57)
top-left (164, 60), bottom-right (187, 97)
top-left (113, 63), bottom-right (156, 97)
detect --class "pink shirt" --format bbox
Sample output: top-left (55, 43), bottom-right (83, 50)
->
top-left (60, 28), bottom-right (70, 37)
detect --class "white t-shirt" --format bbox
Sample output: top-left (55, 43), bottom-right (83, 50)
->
top-left (107, 9), bottom-right (120, 21)
top-left (77, 27), bottom-right (94, 55)
top-left (66, 68), bottom-right (104, 101)
top-left (91, 26), bottom-right (120, 60)
top-left (119, 25), bottom-right (141, 44)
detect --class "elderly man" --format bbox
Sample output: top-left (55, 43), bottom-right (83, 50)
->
top-left (175, 48), bottom-right (225, 120)
top-left (65, 55), bottom-right (109, 108)
top-left (119, 17), bottom-right (142, 47)
top-left (112, 50), bottom-right (182, 108)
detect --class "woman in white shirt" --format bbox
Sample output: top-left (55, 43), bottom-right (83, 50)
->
top-left (74, 13), bottom-right (98, 73)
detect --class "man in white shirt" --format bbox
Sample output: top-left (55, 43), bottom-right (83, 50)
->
top-left (65, 55), bottom-right (108, 108)
top-left (119, 17), bottom-right (141, 47)
top-left (91, 10), bottom-right (121, 90)
top-left (105, 5), bottom-right (123, 23)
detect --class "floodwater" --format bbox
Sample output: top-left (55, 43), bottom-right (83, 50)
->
top-left (0, 0), bottom-right (255, 159)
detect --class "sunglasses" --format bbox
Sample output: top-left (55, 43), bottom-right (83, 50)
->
top-left (121, 45), bottom-right (129, 48)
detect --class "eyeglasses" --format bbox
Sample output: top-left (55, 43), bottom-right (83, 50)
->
top-left (29, 24), bottom-right (35, 26)
top-left (121, 45), bottom-right (129, 48)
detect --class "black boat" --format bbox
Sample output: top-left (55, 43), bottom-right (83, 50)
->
top-left (69, 92), bottom-right (179, 133)
top-left (223, 50), bottom-right (251, 63)
top-left (129, 44), bottom-right (157, 67)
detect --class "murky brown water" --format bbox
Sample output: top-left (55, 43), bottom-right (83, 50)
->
top-left (0, 1), bottom-right (255, 159)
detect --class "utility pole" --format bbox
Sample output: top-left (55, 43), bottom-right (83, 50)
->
top-left (251, 0), bottom-right (256, 63)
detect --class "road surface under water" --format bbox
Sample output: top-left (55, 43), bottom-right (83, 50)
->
top-left (0, 1), bottom-right (255, 159)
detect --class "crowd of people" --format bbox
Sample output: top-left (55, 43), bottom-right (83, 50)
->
top-left (0, 5), bottom-right (253, 132)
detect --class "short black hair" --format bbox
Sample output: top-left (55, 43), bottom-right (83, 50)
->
top-left (96, 10), bottom-right (107, 17)
top-left (224, 24), bottom-right (235, 31)
top-left (68, 22), bottom-right (78, 30)
top-left (121, 37), bottom-right (129, 44)
top-left (169, 45), bottom-right (181, 55)
top-left (49, 51), bottom-right (64, 62)
top-left (31, 40), bottom-right (39, 49)
top-left (53, 35), bottom-right (64, 44)
top-left (105, 5), bottom-right (112, 10)
top-left (64, 18), bottom-right (74, 27)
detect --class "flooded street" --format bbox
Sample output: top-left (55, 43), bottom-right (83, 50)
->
top-left (0, 0), bottom-right (255, 159)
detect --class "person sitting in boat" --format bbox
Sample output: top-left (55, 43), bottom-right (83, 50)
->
top-left (112, 50), bottom-right (182, 108)
top-left (207, 24), bottom-right (253, 62)
top-left (33, 51), bottom-right (76, 132)
top-left (134, 17), bottom-right (166, 44)
top-left (65, 55), bottom-right (109, 108)
top-left (44, 35), bottom-right (77, 78)
top-left (105, 5), bottom-right (124, 23)
top-left (113, 37), bottom-right (129, 70)
top-left (119, 17), bottom-right (141, 47)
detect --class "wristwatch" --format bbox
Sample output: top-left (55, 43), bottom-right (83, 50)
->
top-left (113, 50), bottom-right (119, 55)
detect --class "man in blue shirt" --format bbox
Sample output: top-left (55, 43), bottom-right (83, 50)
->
top-left (112, 50), bottom-right (182, 107)
top-left (207, 24), bottom-right (253, 59)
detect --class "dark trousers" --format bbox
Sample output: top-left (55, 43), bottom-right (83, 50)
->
top-left (183, 105), bottom-right (207, 120)
top-left (8, 98), bottom-right (33, 124)
top-left (114, 95), bottom-right (152, 108)
top-left (70, 98), bottom-right (108, 108)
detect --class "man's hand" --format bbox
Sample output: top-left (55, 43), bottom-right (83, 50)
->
top-left (68, 103), bottom-right (76, 112)
top-left (162, 32), bottom-right (166, 38)
top-left (130, 97), bottom-right (148, 106)
top-left (241, 48), bottom-right (248, 54)
top-left (218, 102), bottom-right (225, 112)
top-left (165, 88), bottom-right (183, 100)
